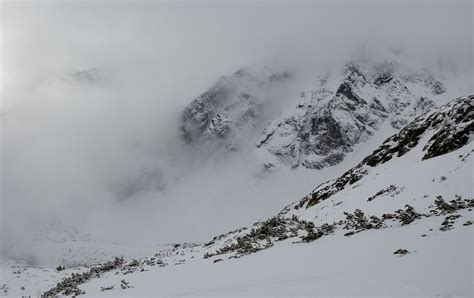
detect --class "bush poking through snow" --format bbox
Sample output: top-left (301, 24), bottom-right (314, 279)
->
top-left (100, 286), bottom-right (114, 291)
top-left (204, 216), bottom-right (319, 259)
top-left (342, 209), bottom-right (385, 236)
top-left (120, 279), bottom-right (133, 290)
top-left (433, 195), bottom-right (474, 214)
top-left (394, 205), bottom-right (421, 225)
top-left (43, 257), bottom-right (124, 296)
top-left (440, 214), bottom-right (462, 231)
top-left (301, 223), bottom-right (336, 242)
top-left (367, 185), bottom-right (398, 202)
top-left (393, 249), bottom-right (410, 256)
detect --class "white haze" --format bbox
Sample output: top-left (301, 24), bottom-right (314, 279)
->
top-left (0, 1), bottom-right (472, 264)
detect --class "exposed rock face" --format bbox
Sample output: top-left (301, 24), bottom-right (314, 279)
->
top-left (180, 59), bottom-right (446, 171)
top-left (363, 95), bottom-right (473, 167)
top-left (257, 61), bottom-right (440, 170)
top-left (422, 96), bottom-right (473, 159)
top-left (276, 95), bottom-right (473, 210)
top-left (180, 66), bottom-right (291, 151)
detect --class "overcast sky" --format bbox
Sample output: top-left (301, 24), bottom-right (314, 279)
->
top-left (1, 0), bottom-right (472, 264)
top-left (2, 1), bottom-right (472, 94)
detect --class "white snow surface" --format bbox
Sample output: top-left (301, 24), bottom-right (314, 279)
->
top-left (2, 213), bottom-right (471, 296)
top-left (82, 216), bottom-right (473, 296)
top-left (1, 95), bottom-right (472, 297)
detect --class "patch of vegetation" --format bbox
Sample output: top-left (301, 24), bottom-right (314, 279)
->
top-left (1, 284), bottom-right (8, 295)
top-left (204, 216), bottom-right (315, 259)
top-left (120, 279), bottom-right (133, 290)
top-left (433, 195), bottom-right (474, 214)
top-left (440, 214), bottom-right (462, 231)
top-left (367, 185), bottom-right (398, 202)
top-left (394, 204), bottom-right (421, 225)
top-left (204, 196), bottom-right (473, 262)
top-left (43, 257), bottom-right (124, 297)
top-left (283, 97), bottom-right (473, 220)
top-left (393, 249), bottom-right (409, 256)
top-left (306, 168), bottom-right (366, 207)
top-left (100, 286), bottom-right (114, 291)
top-left (422, 108), bottom-right (473, 160)
top-left (301, 222), bottom-right (336, 242)
top-left (342, 209), bottom-right (384, 236)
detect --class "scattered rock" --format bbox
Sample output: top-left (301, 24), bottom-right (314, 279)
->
top-left (395, 205), bottom-right (421, 225)
top-left (1, 284), bottom-right (8, 294)
top-left (43, 257), bottom-right (124, 296)
top-left (204, 216), bottom-right (321, 259)
top-left (120, 279), bottom-right (133, 290)
top-left (393, 249), bottom-right (410, 256)
top-left (367, 185), bottom-right (398, 202)
top-left (440, 214), bottom-right (462, 231)
top-left (342, 209), bottom-right (384, 236)
top-left (422, 96), bottom-right (474, 160)
top-left (433, 195), bottom-right (474, 214)
top-left (101, 286), bottom-right (114, 291)
top-left (301, 222), bottom-right (336, 242)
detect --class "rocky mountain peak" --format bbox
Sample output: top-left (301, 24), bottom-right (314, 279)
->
top-left (180, 64), bottom-right (292, 150)
top-left (257, 59), bottom-right (446, 171)
top-left (280, 95), bottom-right (473, 211)
top-left (180, 58), bottom-right (449, 171)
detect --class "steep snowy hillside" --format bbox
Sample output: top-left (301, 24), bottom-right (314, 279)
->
top-left (181, 57), bottom-right (454, 173)
top-left (201, 95), bottom-right (473, 259)
top-left (4, 95), bottom-right (471, 297)
top-left (257, 60), bottom-right (443, 171)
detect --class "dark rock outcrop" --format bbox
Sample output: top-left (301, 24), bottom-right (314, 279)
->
top-left (276, 95), bottom-right (473, 210)
top-left (257, 62), bottom-right (438, 171)
top-left (180, 66), bottom-right (291, 150)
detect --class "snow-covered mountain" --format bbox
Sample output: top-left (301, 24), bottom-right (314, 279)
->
top-left (4, 94), bottom-right (471, 296)
top-left (201, 95), bottom-right (473, 258)
top-left (180, 65), bottom-right (293, 152)
top-left (257, 61), bottom-right (444, 170)
top-left (181, 56), bottom-right (453, 173)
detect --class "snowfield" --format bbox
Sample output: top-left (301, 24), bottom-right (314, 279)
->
top-left (80, 216), bottom-right (473, 296)
top-left (1, 95), bottom-right (472, 297)
top-left (2, 213), bottom-right (472, 296)
top-left (3, 1), bottom-right (474, 295)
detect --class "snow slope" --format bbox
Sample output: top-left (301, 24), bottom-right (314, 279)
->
top-left (181, 54), bottom-right (463, 173)
top-left (80, 215), bottom-right (473, 296)
top-left (3, 94), bottom-right (471, 297)
top-left (3, 215), bottom-right (472, 296)
top-left (6, 54), bottom-right (463, 266)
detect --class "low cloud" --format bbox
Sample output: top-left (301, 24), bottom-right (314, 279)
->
top-left (1, 0), bottom-right (472, 264)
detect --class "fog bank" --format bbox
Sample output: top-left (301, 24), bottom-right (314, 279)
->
top-left (1, 0), bottom-right (472, 264)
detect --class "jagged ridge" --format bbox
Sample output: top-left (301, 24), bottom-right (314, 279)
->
top-left (280, 95), bottom-right (473, 209)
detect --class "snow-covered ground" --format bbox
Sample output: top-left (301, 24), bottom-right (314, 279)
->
top-left (1, 95), bottom-right (472, 297)
top-left (2, 212), bottom-right (471, 296)
top-left (81, 215), bottom-right (473, 296)
top-left (2, 1), bottom-right (473, 296)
